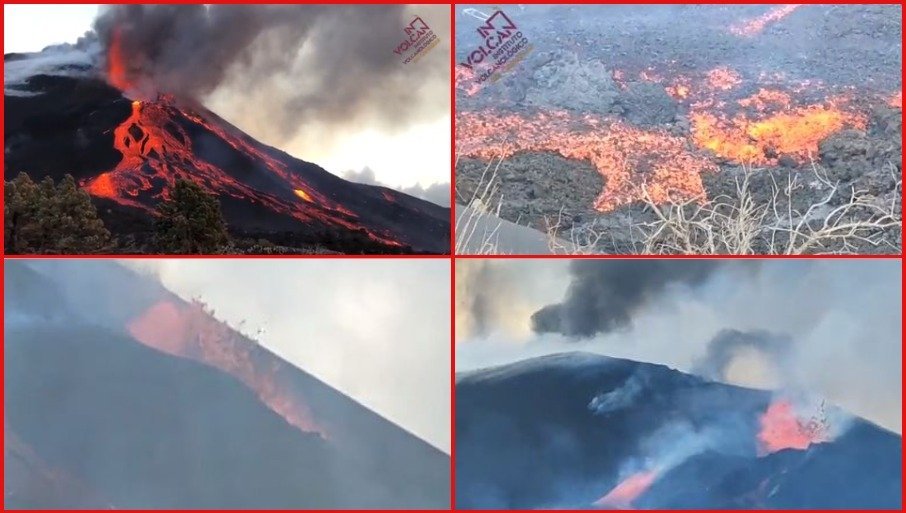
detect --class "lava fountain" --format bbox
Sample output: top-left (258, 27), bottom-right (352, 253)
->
top-left (757, 399), bottom-right (828, 456)
top-left (128, 300), bottom-right (328, 439)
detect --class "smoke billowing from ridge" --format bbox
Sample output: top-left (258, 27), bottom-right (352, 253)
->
top-left (93, 5), bottom-right (450, 145)
top-left (531, 261), bottom-right (733, 337)
top-left (693, 329), bottom-right (791, 388)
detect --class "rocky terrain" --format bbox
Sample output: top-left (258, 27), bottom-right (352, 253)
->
top-left (455, 4), bottom-right (902, 254)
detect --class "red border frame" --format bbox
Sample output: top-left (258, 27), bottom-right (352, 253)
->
top-left (1, 2), bottom-right (904, 512)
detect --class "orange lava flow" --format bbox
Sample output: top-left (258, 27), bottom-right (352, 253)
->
top-left (594, 470), bottom-right (659, 509)
top-left (128, 300), bottom-right (328, 438)
top-left (730, 4), bottom-right (803, 37)
top-left (293, 189), bottom-right (313, 202)
top-left (457, 110), bottom-right (718, 212)
top-left (81, 96), bottom-right (403, 247)
top-left (757, 400), bottom-right (827, 456)
top-left (690, 90), bottom-right (867, 165)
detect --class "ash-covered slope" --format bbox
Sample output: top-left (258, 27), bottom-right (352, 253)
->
top-left (455, 352), bottom-right (901, 509)
top-left (4, 261), bottom-right (450, 509)
top-left (4, 47), bottom-right (449, 253)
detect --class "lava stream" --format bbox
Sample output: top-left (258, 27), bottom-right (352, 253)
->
top-left (83, 95), bottom-right (402, 247)
top-left (730, 5), bottom-right (803, 37)
top-left (127, 300), bottom-right (328, 438)
top-left (457, 110), bottom-right (717, 212)
top-left (594, 469), bottom-right (659, 509)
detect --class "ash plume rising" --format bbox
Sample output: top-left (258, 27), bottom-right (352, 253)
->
top-left (693, 329), bottom-right (791, 384)
top-left (530, 261), bottom-right (733, 338)
top-left (93, 5), bottom-right (449, 144)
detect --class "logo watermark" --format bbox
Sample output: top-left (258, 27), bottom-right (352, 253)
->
top-left (458, 8), bottom-right (533, 92)
top-left (395, 16), bottom-right (440, 65)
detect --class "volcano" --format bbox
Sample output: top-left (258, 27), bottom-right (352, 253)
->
top-left (4, 260), bottom-right (450, 509)
top-left (455, 353), bottom-right (901, 509)
top-left (4, 45), bottom-right (450, 254)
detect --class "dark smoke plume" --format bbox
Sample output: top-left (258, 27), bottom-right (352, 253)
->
top-left (93, 5), bottom-right (449, 141)
top-left (693, 328), bottom-right (791, 382)
top-left (530, 260), bottom-right (727, 337)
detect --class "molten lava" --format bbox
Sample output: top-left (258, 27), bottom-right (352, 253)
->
top-left (730, 5), bottom-right (803, 37)
top-left (294, 189), bottom-right (313, 202)
top-left (757, 400), bottom-right (828, 456)
top-left (128, 299), bottom-right (328, 438)
top-left (82, 94), bottom-right (402, 247)
top-left (690, 90), bottom-right (866, 165)
top-left (594, 470), bottom-right (659, 509)
top-left (457, 110), bottom-right (718, 212)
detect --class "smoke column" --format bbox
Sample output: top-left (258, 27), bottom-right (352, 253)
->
top-left (693, 329), bottom-right (791, 385)
top-left (93, 5), bottom-right (449, 144)
top-left (531, 260), bottom-right (731, 337)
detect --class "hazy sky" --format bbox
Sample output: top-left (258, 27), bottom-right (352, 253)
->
top-left (3, 4), bottom-right (450, 195)
top-left (123, 259), bottom-right (451, 453)
top-left (456, 259), bottom-right (902, 434)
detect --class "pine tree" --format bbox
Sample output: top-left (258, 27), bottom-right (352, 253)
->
top-left (4, 172), bottom-right (114, 254)
top-left (154, 179), bottom-right (229, 254)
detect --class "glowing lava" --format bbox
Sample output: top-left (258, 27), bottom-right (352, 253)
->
top-left (82, 93), bottom-right (402, 247)
top-left (457, 110), bottom-right (718, 212)
top-left (594, 470), bottom-right (659, 509)
top-left (730, 5), bottom-right (803, 37)
top-left (294, 189), bottom-right (313, 202)
top-left (128, 300), bottom-right (328, 438)
top-left (106, 27), bottom-right (132, 91)
top-left (757, 400), bottom-right (828, 456)
top-left (690, 90), bottom-right (867, 165)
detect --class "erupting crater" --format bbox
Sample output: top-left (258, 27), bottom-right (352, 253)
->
top-left (757, 399), bottom-right (829, 455)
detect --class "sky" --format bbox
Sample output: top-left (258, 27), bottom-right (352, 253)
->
top-left (123, 259), bottom-right (451, 453)
top-left (3, 4), bottom-right (450, 198)
top-left (456, 259), bottom-right (903, 434)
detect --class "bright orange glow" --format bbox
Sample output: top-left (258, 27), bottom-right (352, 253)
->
top-left (107, 27), bottom-right (132, 91)
top-left (457, 110), bottom-right (718, 212)
top-left (294, 189), bottom-right (312, 202)
top-left (757, 400), bottom-right (828, 455)
top-left (80, 95), bottom-right (404, 247)
top-left (594, 470), bottom-right (659, 509)
top-left (690, 91), bottom-right (866, 165)
top-left (889, 91), bottom-right (902, 108)
top-left (128, 300), bottom-right (328, 438)
top-left (730, 5), bottom-right (803, 37)
top-left (83, 171), bottom-right (118, 199)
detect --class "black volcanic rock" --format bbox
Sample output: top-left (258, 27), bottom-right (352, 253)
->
top-left (4, 261), bottom-right (450, 508)
top-left (455, 352), bottom-right (901, 509)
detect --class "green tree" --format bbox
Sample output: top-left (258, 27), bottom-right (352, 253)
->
top-left (154, 179), bottom-right (229, 254)
top-left (4, 172), bottom-right (114, 254)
